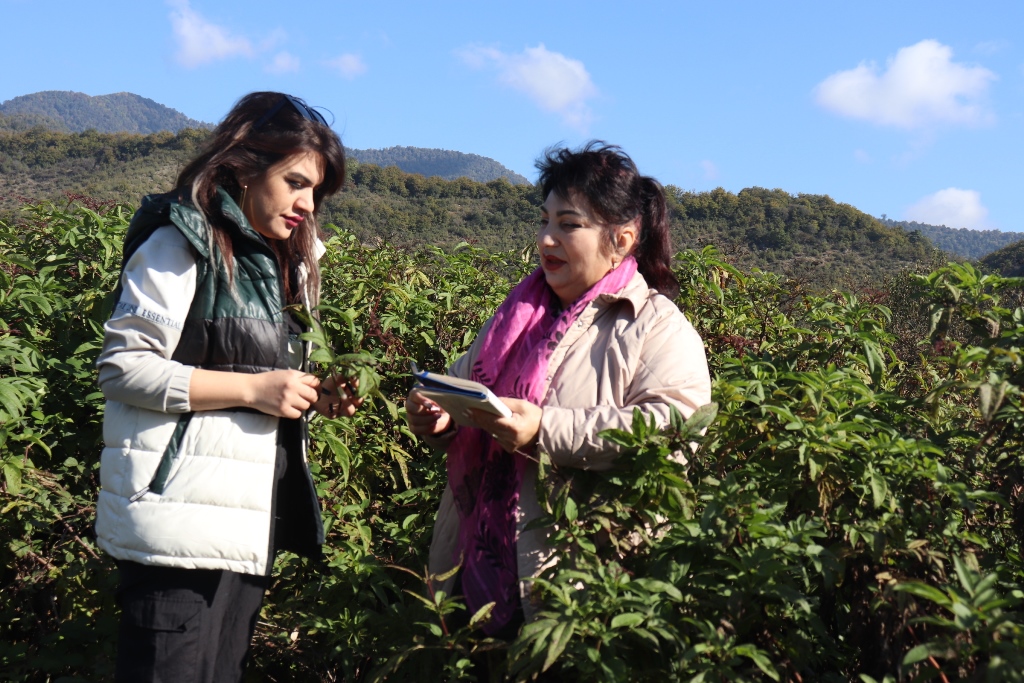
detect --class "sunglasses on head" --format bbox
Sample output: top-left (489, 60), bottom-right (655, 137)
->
top-left (254, 94), bottom-right (328, 129)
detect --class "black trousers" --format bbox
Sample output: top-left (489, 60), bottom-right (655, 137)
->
top-left (115, 561), bottom-right (270, 683)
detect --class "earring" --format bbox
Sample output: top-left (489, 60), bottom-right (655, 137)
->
top-left (240, 185), bottom-right (248, 209)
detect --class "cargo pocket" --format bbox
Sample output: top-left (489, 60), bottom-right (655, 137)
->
top-left (117, 594), bottom-right (204, 681)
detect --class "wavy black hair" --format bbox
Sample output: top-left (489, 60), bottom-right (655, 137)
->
top-left (536, 141), bottom-right (678, 298)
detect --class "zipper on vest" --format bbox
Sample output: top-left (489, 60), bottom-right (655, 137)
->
top-left (132, 412), bottom-right (195, 498)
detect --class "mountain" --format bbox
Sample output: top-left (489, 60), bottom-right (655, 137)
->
top-left (0, 91), bottom-right (211, 134)
top-left (1, 91), bottom-right (528, 184)
top-left (979, 238), bottom-right (1024, 277)
top-left (346, 146), bottom-right (530, 185)
top-left (0, 125), bottom-right (948, 289)
top-left (880, 217), bottom-right (1021, 260)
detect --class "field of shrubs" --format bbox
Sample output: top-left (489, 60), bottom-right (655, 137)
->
top-left (1, 198), bottom-right (1023, 681)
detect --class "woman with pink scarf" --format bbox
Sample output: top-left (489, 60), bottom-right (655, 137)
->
top-left (405, 142), bottom-right (712, 637)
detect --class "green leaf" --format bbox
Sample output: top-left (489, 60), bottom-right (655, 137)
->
top-left (894, 582), bottom-right (951, 607)
top-left (432, 563), bottom-right (462, 584)
top-left (3, 463), bottom-right (22, 495)
top-left (682, 402), bottom-right (719, 434)
top-left (543, 620), bottom-right (574, 672)
top-left (733, 645), bottom-right (780, 680)
top-left (0, 382), bottom-right (27, 418)
top-left (564, 496), bottom-right (578, 523)
top-left (323, 434), bottom-right (351, 485)
top-left (632, 578), bottom-right (683, 601)
top-left (902, 642), bottom-right (947, 666)
top-left (468, 602), bottom-right (496, 629)
top-left (870, 472), bottom-right (888, 509)
top-left (610, 613), bottom-right (645, 629)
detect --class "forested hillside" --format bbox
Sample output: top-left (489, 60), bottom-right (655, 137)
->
top-left (880, 216), bottom-right (1021, 260)
top-left (347, 145), bottom-right (529, 184)
top-left (0, 126), bottom-right (208, 210)
top-left (0, 91), bottom-right (210, 134)
top-left (0, 112), bottom-right (67, 133)
top-left (1, 125), bottom-right (947, 288)
top-left (0, 127), bottom-right (526, 212)
top-left (980, 237), bottom-right (1024, 276)
top-left (668, 187), bottom-right (942, 288)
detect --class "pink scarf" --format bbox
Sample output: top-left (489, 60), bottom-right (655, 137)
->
top-left (446, 256), bottom-right (638, 634)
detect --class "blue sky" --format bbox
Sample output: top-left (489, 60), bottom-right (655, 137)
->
top-left (3, 0), bottom-right (1022, 232)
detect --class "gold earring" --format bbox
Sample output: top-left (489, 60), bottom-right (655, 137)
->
top-left (240, 185), bottom-right (248, 209)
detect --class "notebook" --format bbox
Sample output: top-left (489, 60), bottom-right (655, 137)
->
top-left (410, 361), bottom-right (512, 425)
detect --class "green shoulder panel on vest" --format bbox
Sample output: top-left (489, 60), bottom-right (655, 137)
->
top-left (121, 187), bottom-right (286, 326)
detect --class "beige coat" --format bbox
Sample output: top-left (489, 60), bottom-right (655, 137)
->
top-left (427, 271), bottom-right (712, 616)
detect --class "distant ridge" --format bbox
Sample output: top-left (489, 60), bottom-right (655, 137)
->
top-left (980, 238), bottom-right (1024, 277)
top-left (0, 91), bottom-right (211, 134)
top-left (0, 91), bottom-right (528, 185)
top-left (347, 145), bottom-right (530, 185)
top-left (880, 217), bottom-right (1021, 260)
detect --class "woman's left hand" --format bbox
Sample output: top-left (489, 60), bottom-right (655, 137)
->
top-left (313, 374), bottom-right (364, 419)
top-left (469, 398), bottom-right (543, 454)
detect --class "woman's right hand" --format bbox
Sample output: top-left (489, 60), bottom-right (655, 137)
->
top-left (249, 370), bottom-right (321, 418)
top-left (189, 368), bottom-right (320, 418)
top-left (405, 389), bottom-right (453, 437)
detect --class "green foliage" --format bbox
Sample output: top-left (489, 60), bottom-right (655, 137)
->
top-left (0, 199), bottom-right (130, 679)
top-left (3, 200), bottom-right (1024, 681)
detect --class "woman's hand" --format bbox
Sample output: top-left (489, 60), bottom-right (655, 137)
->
top-left (248, 370), bottom-right (322, 418)
top-left (189, 368), bottom-right (320, 418)
top-left (313, 374), bottom-right (365, 419)
top-left (405, 390), bottom-right (453, 437)
top-left (469, 398), bottom-right (542, 454)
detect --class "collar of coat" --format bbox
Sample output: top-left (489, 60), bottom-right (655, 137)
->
top-left (592, 271), bottom-right (652, 319)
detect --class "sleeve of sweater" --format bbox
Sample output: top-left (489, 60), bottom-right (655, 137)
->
top-left (538, 307), bottom-right (712, 471)
top-left (96, 225), bottom-right (198, 413)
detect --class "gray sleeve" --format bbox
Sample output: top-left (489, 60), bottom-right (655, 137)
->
top-left (96, 225), bottom-right (198, 413)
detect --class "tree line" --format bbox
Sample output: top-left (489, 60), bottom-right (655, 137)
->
top-left (2, 124), bottom-right (1009, 290)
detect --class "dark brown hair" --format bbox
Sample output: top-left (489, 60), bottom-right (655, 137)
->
top-left (536, 141), bottom-right (678, 298)
top-left (175, 92), bottom-right (346, 305)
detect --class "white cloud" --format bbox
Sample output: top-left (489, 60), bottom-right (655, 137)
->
top-left (975, 39), bottom-right (1010, 55)
top-left (458, 44), bottom-right (597, 129)
top-left (700, 160), bottom-right (719, 180)
top-left (325, 53), bottom-right (367, 79)
top-left (168, 0), bottom-right (253, 68)
top-left (266, 51), bottom-right (300, 74)
top-left (853, 149), bottom-right (872, 164)
top-left (905, 188), bottom-right (990, 229)
top-left (814, 40), bottom-right (996, 129)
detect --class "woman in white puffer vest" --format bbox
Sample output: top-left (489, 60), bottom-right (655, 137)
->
top-left (95, 92), bottom-right (361, 682)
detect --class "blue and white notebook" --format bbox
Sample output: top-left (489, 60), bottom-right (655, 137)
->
top-left (410, 361), bottom-right (512, 424)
